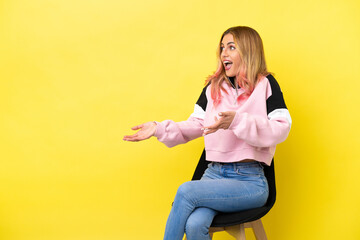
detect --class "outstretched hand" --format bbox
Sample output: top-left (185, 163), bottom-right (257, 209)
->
top-left (123, 122), bottom-right (157, 142)
top-left (202, 111), bottom-right (236, 136)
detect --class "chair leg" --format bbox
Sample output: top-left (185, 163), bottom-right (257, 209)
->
top-left (238, 223), bottom-right (246, 240)
top-left (224, 224), bottom-right (246, 240)
top-left (250, 219), bottom-right (267, 240)
top-left (190, 220), bottom-right (266, 240)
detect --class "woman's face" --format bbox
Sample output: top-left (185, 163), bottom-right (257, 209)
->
top-left (220, 34), bottom-right (241, 78)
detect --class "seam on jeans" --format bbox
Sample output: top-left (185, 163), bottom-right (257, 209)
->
top-left (196, 188), bottom-right (269, 204)
top-left (235, 172), bottom-right (262, 177)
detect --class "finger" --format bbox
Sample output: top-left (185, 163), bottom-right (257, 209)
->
top-left (123, 132), bottom-right (139, 140)
top-left (130, 134), bottom-right (148, 141)
top-left (203, 121), bottom-right (220, 130)
top-left (123, 134), bottom-right (135, 139)
top-left (124, 135), bottom-right (141, 142)
top-left (124, 137), bottom-right (139, 142)
top-left (123, 137), bottom-right (135, 141)
top-left (206, 118), bottom-right (228, 131)
top-left (131, 124), bottom-right (143, 130)
top-left (219, 111), bottom-right (231, 117)
top-left (203, 128), bottom-right (218, 136)
top-left (123, 136), bottom-right (134, 141)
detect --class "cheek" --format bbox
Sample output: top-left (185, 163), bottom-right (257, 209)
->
top-left (233, 59), bottom-right (241, 72)
top-left (231, 54), bottom-right (241, 70)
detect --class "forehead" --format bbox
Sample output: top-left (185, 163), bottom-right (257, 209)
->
top-left (221, 34), bottom-right (234, 45)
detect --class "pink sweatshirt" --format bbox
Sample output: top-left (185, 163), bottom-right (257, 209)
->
top-left (154, 75), bottom-right (291, 166)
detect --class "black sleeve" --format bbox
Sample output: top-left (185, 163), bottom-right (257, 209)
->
top-left (195, 84), bottom-right (209, 112)
top-left (266, 74), bottom-right (288, 115)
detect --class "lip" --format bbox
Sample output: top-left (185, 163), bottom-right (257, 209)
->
top-left (223, 60), bottom-right (233, 71)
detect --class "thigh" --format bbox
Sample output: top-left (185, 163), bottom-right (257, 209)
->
top-left (178, 178), bottom-right (268, 213)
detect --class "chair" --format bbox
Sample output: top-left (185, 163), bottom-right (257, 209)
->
top-left (186, 150), bottom-right (276, 240)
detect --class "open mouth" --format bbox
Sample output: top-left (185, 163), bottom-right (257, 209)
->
top-left (223, 60), bottom-right (233, 70)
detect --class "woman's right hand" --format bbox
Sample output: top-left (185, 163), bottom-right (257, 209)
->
top-left (123, 121), bottom-right (157, 142)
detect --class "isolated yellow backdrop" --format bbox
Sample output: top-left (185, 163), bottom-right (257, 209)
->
top-left (1, 0), bottom-right (359, 239)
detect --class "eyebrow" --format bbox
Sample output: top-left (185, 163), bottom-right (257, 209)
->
top-left (221, 42), bottom-right (235, 46)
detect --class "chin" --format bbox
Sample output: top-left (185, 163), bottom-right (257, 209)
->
top-left (225, 72), bottom-right (236, 77)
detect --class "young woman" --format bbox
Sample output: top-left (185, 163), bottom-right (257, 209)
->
top-left (123, 26), bottom-right (292, 240)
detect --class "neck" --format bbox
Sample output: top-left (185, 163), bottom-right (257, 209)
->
top-left (227, 77), bottom-right (236, 89)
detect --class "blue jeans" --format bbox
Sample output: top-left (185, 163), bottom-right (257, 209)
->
top-left (163, 161), bottom-right (269, 240)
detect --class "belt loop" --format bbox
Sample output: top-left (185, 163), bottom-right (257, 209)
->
top-left (258, 162), bottom-right (264, 169)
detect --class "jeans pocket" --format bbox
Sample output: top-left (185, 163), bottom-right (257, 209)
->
top-left (235, 166), bottom-right (264, 178)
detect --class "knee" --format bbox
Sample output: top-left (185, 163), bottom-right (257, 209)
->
top-left (175, 181), bottom-right (194, 200)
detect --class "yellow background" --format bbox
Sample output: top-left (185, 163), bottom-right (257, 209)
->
top-left (1, 0), bottom-right (359, 239)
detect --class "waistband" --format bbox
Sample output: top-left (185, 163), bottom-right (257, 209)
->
top-left (212, 161), bottom-right (263, 168)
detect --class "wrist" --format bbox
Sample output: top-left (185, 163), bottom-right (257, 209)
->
top-left (152, 121), bottom-right (157, 136)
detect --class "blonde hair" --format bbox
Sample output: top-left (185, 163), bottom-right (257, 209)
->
top-left (206, 26), bottom-right (269, 106)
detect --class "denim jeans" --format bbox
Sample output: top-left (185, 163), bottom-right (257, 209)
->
top-left (163, 161), bottom-right (269, 240)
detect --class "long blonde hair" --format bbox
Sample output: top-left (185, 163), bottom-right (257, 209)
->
top-left (206, 26), bottom-right (269, 106)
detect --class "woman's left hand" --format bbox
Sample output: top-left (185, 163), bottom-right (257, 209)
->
top-left (202, 111), bottom-right (236, 136)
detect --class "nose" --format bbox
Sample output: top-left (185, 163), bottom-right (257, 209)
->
top-left (221, 48), bottom-right (228, 58)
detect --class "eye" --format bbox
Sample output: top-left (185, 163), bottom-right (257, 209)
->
top-left (230, 45), bottom-right (236, 50)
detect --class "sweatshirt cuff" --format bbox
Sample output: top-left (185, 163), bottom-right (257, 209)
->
top-left (153, 121), bottom-right (164, 138)
top-left (228, 111), bottom-right (242, 130)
